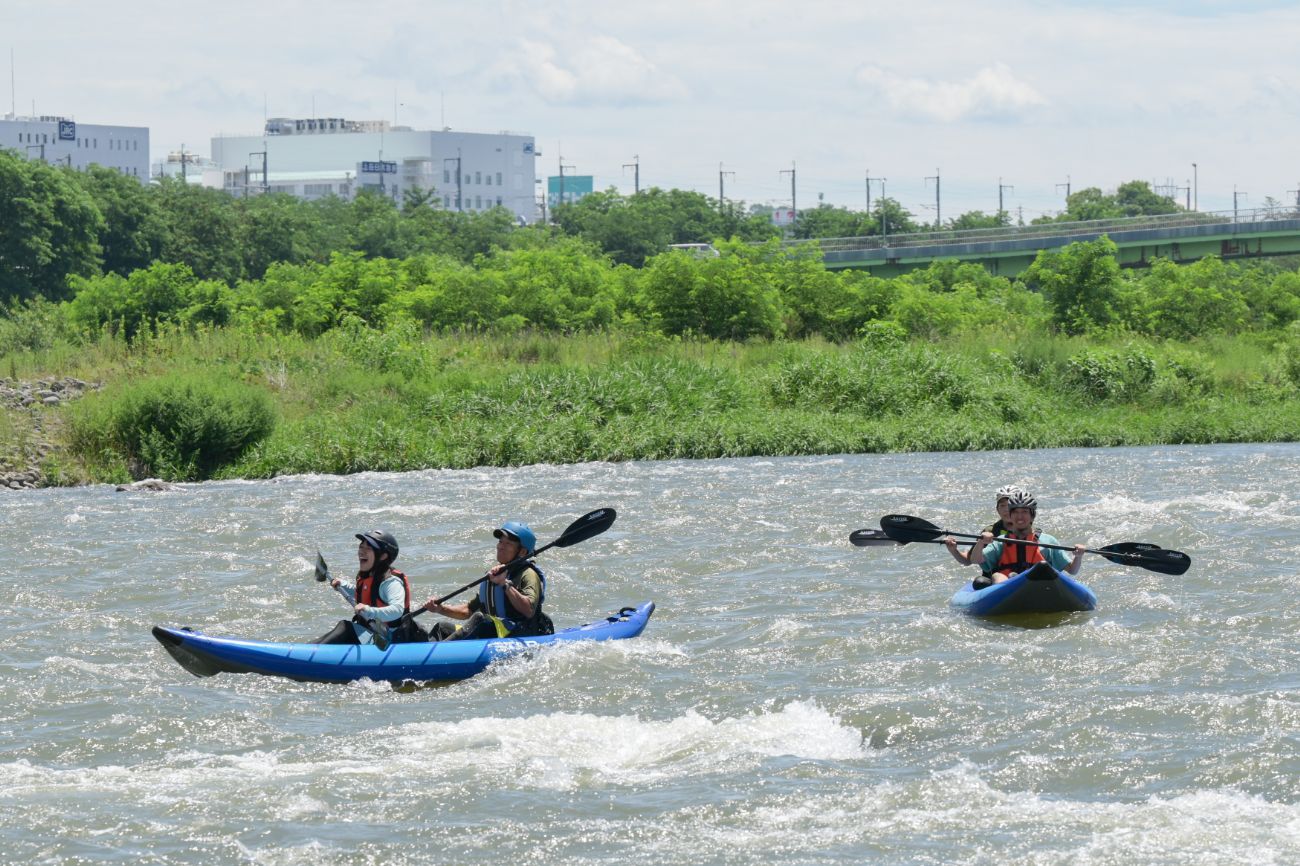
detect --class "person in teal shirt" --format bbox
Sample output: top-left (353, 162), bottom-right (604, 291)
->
top-left (967, 490), bottom-right (1084, 583)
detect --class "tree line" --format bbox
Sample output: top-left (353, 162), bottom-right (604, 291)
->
top-left (3, 146), bottom-right (1200, 304)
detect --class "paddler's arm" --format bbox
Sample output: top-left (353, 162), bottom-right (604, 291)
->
top-left (356, 576), bottom-right (406, 623)
top-left (943, 536), bottom-right (973, 566)
top-left (497, 568), bottom-right (539, 619)
top-left (967, 531), bottom-right (996, 567)
top-left (1065, 544), bottom-right (1085, 576)
top-left (424, 598), bottom-right (472, 620)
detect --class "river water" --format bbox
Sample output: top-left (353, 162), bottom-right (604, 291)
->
top-left (1, 443), bottom-right (1297, 865)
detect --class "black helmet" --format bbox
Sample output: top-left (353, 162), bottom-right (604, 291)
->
top-left (1006, 490), bottom-right (1037, 514)
top-left (356, 530), bottom-right (399, 561)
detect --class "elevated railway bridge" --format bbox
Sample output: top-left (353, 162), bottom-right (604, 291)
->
top-left (804, 207), bottom-right (1300, 277)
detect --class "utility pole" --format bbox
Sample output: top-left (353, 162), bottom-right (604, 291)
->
top-left (864, 170), bottom-right (872, 213)
top-left (24, 143), bottom-right (44, 162)
top-left (622, 154), bottom-right (640, 194)
top-left (1288, 184), bottom-right (1300, 210)
top-left (1056, 176), bottom-right (1071, 205)
top-left (1233, 185), bottom-right (1247, 221)
top-left (871, 177), bottom-right (889, 242)
top-left (924, 168), bottom-right (940, 229)
top-left (249, 150), bottom-right (267, 194)
top-left (443, 153), bottom-right (462, 211)
top-left (779, 162), bottom-right (797, 230)
top-left (180, 143), bottom-right (187, 182)
top-left (1180, 182), bottom-right (1191, 211)
top-left (718, 162), bottom-right (735, 216)
top-left (998, 178), bottom-right (1014, 223)
top-left (1192, 163), bottom-right (1198, 211)
top-left (558, 153), bottom-right (575, 215)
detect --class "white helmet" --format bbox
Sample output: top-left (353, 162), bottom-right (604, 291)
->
top-left (995, 485), bottom-right (1023, 503)
top-left (1006, 490), bottom-right (1037, 514)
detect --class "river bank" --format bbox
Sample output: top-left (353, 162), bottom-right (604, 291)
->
top-left (1, 326), bottom-right (1298, 486)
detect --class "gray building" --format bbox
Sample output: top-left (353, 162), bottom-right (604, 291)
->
top-left (211, 118), bottom-right (539, 221)
top-left (1, 114), bottom-right (149, 181)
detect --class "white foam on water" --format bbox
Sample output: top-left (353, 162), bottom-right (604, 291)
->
top-left (381, 699), bottom-right (866, 790)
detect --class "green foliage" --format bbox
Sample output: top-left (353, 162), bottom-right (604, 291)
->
top-left (1062, 346), bottom-right (1157, 402)
top-left (0, 149), bottom-right (104, 302)
top-left (1023, 236), bottom-right (1123, 334)
top-left (0, 297), bottom-right (71, 355)
top-left (792, 205), bottom-right (874, 240)
top-left (1059, 181), bottom-right (1182, 222)
top-left (68, 371), bottom-right (276, 481)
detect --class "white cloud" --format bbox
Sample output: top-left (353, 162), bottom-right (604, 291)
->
top-left (854, 62), bottom-right (1048, 123)
top-left (502, 36), bottom-right (689, 106)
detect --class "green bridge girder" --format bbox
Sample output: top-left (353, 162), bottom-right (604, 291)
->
top-left (810, 209), bottom-right (1300, 277)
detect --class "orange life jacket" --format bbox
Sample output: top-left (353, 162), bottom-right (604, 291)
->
top-left (355, 568), bottom-right (412, 617)
top-left (995, 532), bottom-right (1046, 577)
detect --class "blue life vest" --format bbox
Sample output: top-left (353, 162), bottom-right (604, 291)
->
top-left (477, 560), bottom-right (546, 634)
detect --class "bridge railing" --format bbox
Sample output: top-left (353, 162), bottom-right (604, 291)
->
top-left (793, 206), bottom-right (1300, 254)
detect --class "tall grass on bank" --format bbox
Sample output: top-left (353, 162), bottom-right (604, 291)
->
top-left (3, 325), bottom-right (1299, 484)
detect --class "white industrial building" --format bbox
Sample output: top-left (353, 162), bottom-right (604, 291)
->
top-left (1, 114), bottom-right (149, 181)
top-left (211, 118), bottom-right (540, 222)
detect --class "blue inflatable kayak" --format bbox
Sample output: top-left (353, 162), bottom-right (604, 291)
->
top-left (153, 601), bottom-right (655, 684)
top-left (950, 563), bottom-right (1096, 616)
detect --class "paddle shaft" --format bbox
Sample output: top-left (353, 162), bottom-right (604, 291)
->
top-left (407, 507), bottom-right (617, 622)
top-left (941, 528), bottom-right (1112, 560)
top-left (316, 552), bottom-right (390, 649)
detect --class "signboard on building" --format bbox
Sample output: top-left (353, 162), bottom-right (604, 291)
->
top-left (547, 174), bottom-right (594, 207)
top-left (771, 208), bottom-right (796, 227)
top-left (58, 120), bottom-right (76, 141)
top-left (360, 160), bottom-right (397, 174)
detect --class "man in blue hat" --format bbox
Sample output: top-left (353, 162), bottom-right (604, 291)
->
top-left (422, 520), bottom-right (551, 640)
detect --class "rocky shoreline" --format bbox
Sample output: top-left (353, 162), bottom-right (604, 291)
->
top-left (1, 377), bottom-right (98, 489)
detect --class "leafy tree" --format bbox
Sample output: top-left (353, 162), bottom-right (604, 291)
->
top-left (74, 165), bottom-right (166, 277)
top-left (1022, 236), bottom-right (1123, 334)
top-left (154, 177), bottom-right (242, 284)
top-left (792, 205), bottom-right (874, 240)
top-left (872, 197), bottom-right (919, 237)
top-left (0, 150), bottom-right (103, 301)
top-left (947, 210), bottom-right (1008, 230)
top-left (236, 193), bottom-right (323, 279)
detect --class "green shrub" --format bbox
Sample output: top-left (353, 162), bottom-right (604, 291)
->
top-left (1063, 346), bottom-right (1156, 402)
top-left (69, 373), bottom-right (276, 481)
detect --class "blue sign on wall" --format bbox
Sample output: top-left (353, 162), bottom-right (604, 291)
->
top-left (361, 160), bottom-right (397, 174)
top-left (58, 120), bottom-right (76, 141)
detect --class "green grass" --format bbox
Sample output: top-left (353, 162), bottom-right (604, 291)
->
top-left (3, 326), bottom-right (1299, 484)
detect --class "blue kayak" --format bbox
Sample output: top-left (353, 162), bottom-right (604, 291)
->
top-left (153, 602), bottom-right (655, 684)
top-left (950, 563), bottom-right (1096, 616)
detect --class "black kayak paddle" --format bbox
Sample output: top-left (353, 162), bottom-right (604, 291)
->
top-left (878, 514), bottom-right (1192, 575)
top-left (403, 507), bottom-right (617, 623)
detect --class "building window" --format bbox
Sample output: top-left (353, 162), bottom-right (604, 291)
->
top-left (443, 169), bottom-right (450, 183)
top-left (496, 196), bottom-right (502, 207)
top-left (475, 196), bottom-right (482, 209)
top-left (497, 172), bottom-right (503, 185)
top-left (475, 171), bottom-right (481, 184)
top-left (485, 175), bottom-right (491, 186)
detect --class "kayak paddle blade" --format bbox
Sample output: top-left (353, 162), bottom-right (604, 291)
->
top-left (879, 514), bottom-right (945, 544)
top-left (553, 507), bottom-right (617, 548)
top-left (849, 528), bottom-right (900, 547)
top-left (1097, 543), bottom-right (1191, 575)
top-left (314, 551), bottom-right (330, 582)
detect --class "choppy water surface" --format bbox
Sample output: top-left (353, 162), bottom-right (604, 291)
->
top-left (1, 444), bottom-right (1298, 865)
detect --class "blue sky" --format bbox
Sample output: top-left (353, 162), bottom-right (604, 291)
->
top-left (6, 0), bottom-right (1300, 218)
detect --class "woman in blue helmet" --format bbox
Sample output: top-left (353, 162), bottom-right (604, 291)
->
top-left (422, 520), bottom-right (551, 641)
